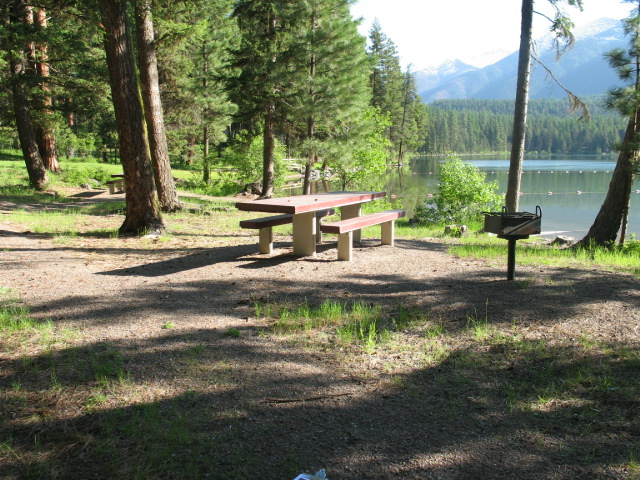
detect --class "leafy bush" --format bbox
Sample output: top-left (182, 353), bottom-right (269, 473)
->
top-left (220, 132), bottom-right (287, 189)
top-left (414, 154), bottom-right (503, 224)
top-left (61, 166), bottom-right (113, 187)
top-left (332, 108), bottom-right (391, 191)
top-left (57, 127), bottom-right (102, 160)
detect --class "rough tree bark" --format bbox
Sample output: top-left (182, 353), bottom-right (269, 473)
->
top-left (9, 0), bottom-right (48, 190)
top-left (261, 104), bottom-right (276, 198)
top-left (134, 0), bottom-right (181, 212)
top-left (99, 0), bottom-right (165, 235)
top-left (579, 116), bottom-right (637, 246)
top-left (34, 7), bottom-right (61, 173)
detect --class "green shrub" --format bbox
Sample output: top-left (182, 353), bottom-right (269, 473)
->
top-left (414, 153), bottom-right (503, 224)
top-left (220, 131), bottom-right (286, 189)
top-left (61, 166), bottom-right (113, 187)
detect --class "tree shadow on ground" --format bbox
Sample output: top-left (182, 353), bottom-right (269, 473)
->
top-left (2, 326), bottom-right (638, 479)
top-left (2, 235), bottom-right (639, 478)
top-left (24, 251), bottom-right (638, 336)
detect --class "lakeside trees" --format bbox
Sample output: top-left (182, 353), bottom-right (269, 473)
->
top-left (368, 21), bottom-right (427, 164)
top-left (230, 0), bottom-right (374, 197)
top-left (4, 0), bottom-right (633, 240)
top-left (5, 0), bottom-right (413, 229)
top-left (581, 2), bottom-right (640, 246)
top-left (422, 98), bottom-right (625, 155)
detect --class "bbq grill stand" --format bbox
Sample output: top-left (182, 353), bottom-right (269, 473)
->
top-left (501, 234), bottom-right (529, 281)
top-left (483, 207), bottom-right (542, 281)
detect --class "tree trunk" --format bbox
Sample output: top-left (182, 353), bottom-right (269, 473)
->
top-left (187, 135), bottom-right (196, 165)
top-left (579, 117), bottom-right (637, 246)
top-left (303, 114), bottom-right (314, 195)
top-left (9, 0), bottom-right (48, 190)
top-left (100, 0), bottom-right (164, 235)
top-left (261, 105), bottom-right (276, 198)
top-left (135, 0), bottom-right (181, 212)
top-left (506, 0), bottom-right (533, 212)
top-left (618, 193), bottom-right (631, 245)
top-left (34, 8), bottom-right (61, 173)
top-left (202, 42), bottom-right (211, 184)
top-left (302, 12), bottom-right (317, 196)
top-left (203, 125), bottom-right (211, 184)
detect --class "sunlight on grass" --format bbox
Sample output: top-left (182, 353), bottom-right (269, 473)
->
top-left (257, 298), bottom-right (401, 349)
top-left (0, 288), bottom-right (54, 350)
top-left (5, 206), bottom-right (123, 239)
top-left (466, 300), bottom-right (492, 342)
top-left (449, 236), bottom-right (640, 276)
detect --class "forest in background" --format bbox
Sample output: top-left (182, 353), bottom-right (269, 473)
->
top-left (0, 1), bottom-right (427, 189)
top-left (422, 97), bottom-right (627, 155)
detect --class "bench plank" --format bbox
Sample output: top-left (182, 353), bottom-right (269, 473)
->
top-left (320, 209), bottom-right (405, 234)
top-left (239, 214), bottom-right (293, 230)
top-left (321, 209), bottom-right (405, 261)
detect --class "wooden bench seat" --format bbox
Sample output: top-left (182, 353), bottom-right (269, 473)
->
top-left (240, 208), bottom-right (335, 254)
top-left (320, 209), bottom-right (405, 261)
top-left (106, 179), bottom-right (125, 194)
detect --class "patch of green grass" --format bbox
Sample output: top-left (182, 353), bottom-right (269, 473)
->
top-left (423, 337), bottom-right (450, 366)
top-left (0, 290), bottom-right (52, 334)
top-left (424, 320), bottom-right (444, 339)
top-left (83, 392), bottom-right (109, 410)
top-left (5, 206), bottom-right (123, 238)
top-left (225, 328), bottom-right (241, 338)
top-left (265, 298), bottom-right (351, 332)
top-left (0, 185), bottom-right (72, 204)
top-left (161, 321), bottom-right (176, 329)
top-left (93, 346), bottom-right (129, 387)
top-left (466, 301), bottom-right (492, 342)
top-left (450, 236), bottom-right (640, 276)
top-left (260, 298), bottom-right (404, 350)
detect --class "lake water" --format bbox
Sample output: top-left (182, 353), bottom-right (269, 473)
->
top-left (386, 155), bottom-right (640, 240)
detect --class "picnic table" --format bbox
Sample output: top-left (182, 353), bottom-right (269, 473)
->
top-left (236, 191), bottom-right (403, 259)
top-left (106, 173), bottom-right (125, 194)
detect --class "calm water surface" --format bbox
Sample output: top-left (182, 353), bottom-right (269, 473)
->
top-left (378, 155), bottom-right (638, 240)
top-left (296, 155), bottom-right (639, 239)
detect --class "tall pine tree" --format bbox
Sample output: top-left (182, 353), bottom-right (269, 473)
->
top-left (368, 20), bottom-right (426, 162)
top-left (288, 0), bottom-right (371, 193)
top-left (580, 1), bottom-right (639, 246)
top-left (231, 0), bottom-right (305, 198)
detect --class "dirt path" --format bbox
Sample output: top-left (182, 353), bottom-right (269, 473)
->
top-left (1, 193), bottom-right (639, 479)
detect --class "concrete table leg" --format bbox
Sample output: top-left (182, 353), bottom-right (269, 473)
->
top-left (292, 211), bottom-right (316, 256)
top-left (258, 227), bottom-right (273, 254)
top-left (337, 232), bottom-right (353, 261)
top-left (381, 221), bottom-right (394, 246)
top-left (341, 204), bottom-right (362, 243)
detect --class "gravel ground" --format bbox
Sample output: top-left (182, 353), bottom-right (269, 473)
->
top-left (1, 191), bottom-right (639, 479)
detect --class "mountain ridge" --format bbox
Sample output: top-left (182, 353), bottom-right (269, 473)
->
top-left (417, 18), bottom-right (626, 102)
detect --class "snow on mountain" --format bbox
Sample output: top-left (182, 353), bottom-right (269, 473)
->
top-left (417, 18), bottom-right (626, 102)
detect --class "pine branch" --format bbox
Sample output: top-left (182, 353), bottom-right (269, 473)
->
top-left (531, 54), bottom-right (591, 122)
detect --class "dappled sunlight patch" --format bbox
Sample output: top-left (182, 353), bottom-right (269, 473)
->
top-left (517, 395), bottom-right (594, 414)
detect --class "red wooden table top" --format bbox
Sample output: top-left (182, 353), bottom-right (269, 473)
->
top-left (235, 191), bottom-right (386, 214)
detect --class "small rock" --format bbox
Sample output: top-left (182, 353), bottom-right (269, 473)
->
top-left (444, 224), bottom-right (468, 237)
top-left (550, 235), bottom-right (575, 246)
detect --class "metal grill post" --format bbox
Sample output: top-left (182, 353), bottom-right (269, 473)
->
top-left (507, 237), bottom-right (517, 281)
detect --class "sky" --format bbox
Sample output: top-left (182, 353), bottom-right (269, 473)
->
top-left (350, 0), bottom-right (635, 70)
